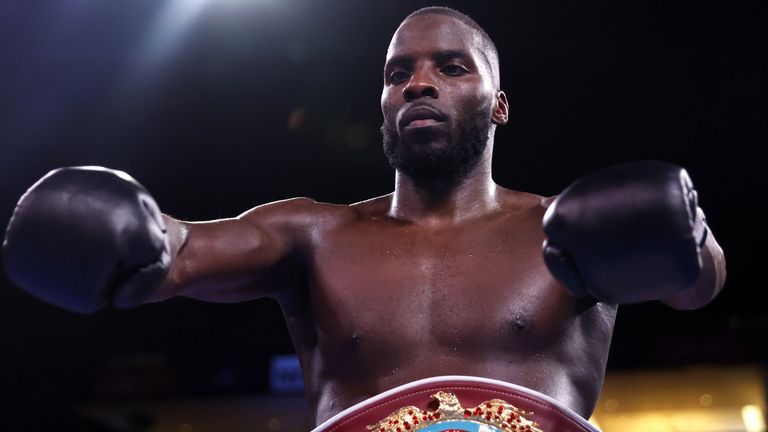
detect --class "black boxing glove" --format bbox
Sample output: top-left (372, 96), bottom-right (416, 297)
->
top-left (3, 166), bottom-right (170, 313)
top-left (542, 161), bottom-right (708, 303)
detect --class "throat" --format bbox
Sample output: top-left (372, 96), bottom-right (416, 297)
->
top-left (389, 171), bottom-right (501, 224)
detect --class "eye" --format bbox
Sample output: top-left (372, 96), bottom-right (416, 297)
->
top-left (388, 70), bottom-right (410, 85)
top-left (441, 64), bottom-right (469, 76)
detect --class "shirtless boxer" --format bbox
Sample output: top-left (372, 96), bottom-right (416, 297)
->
top-left (4, 7), bottom-right (725, 432)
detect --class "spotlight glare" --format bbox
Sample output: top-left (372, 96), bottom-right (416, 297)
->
top-left (140, 0), bottom-right (210, 66)
top-left (742, 405), bottom-right (766, 432)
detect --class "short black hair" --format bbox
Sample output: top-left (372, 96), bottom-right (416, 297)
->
top-left (404, 7), bottom-right (500, 87)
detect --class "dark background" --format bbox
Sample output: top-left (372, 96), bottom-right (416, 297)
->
top-left (1, 0), bottom-right (765, 419)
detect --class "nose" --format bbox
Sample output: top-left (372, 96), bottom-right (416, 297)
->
top-left (402, 69), bottom-right (439, 102)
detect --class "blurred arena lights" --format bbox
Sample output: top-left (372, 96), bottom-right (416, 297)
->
top-left (592, 365), bottom-right (767, 432)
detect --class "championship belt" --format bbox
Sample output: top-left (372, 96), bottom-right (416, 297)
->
top-left (312, 376), bottom-right (600, 432)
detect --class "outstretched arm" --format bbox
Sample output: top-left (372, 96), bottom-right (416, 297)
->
top-left (149, 198), bottom-right (317, 304)
top-left (3, 166), bottom-right (318, 312)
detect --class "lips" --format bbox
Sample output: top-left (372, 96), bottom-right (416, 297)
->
top-left (398, 104), bottom-right (448, 130)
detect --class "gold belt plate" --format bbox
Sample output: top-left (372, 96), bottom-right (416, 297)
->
top-left (367, 391), bottom-right (543, 432)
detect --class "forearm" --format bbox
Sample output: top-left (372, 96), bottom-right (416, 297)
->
top-left (144, 202), bottom-right (308, 304)
top-left (661, 228), bottom-right (726, 310)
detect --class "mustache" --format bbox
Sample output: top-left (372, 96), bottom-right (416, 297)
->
top-left (397, 102), bottom-right (448, 129)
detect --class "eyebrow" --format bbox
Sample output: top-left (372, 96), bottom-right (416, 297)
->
top-left (384, 49), bottom-right (473, 72)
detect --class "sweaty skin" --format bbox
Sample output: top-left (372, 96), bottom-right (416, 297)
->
top-left (157, 194), bottom-right (616, 424)
top-left (148, 14), bottom-right (724, 426)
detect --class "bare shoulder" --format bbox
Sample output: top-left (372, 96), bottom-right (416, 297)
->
top-left (349, 193), bottom-right (393, 217)
top-left (238, 197), bottom-right (360, 231)
top-left (496, 187), bottom-right (555, 215)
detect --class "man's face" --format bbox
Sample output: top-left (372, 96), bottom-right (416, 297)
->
top-left (381, 14), bottom-right (506, 180)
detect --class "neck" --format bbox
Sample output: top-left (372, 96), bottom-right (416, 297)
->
top-left (388, 151), bottom-right (499, 225)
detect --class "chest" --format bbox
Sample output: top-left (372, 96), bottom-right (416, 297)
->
top-left (306, 215), bottom-right (576, 356)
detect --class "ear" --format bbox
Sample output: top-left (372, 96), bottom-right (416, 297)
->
top-left (491, 91), bottom-right (509, 126)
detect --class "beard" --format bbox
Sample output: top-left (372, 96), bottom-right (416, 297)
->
top-left (381, 105), bottom-right (493, 181)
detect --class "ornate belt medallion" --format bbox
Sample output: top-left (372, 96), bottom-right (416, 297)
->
top-left (367, 391), bottom-right (543, 432)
